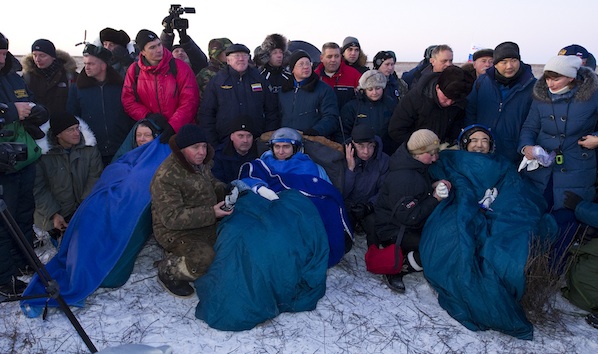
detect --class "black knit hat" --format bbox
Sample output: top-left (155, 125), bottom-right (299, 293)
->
top-left (50, 113), bottom-right (79, 135)
top-left (31, 39), bottom-right (56, 58)
top-left (473, 49), bottom-right (493, 61)
top-left (226, 115), bottom-right (255, 136)
top-left (0, 32), bottom-right (8, 50)
top-left (135, 29), bottom-right (159, 51)
top-left (289, 50), bottom-right (311, 70)
top-left (351, 125), bottom-right (375, 143)
top-left (175, 124), bottom-right (208, 149)
top-left (373, 51), bottom-right (396, 70)
top-left (493, 42), bottom-right (520, 63)
top-left (437, 65), bottom-right (475, 101)
top-left (224, 43), bottom-right (250, 56)
top-left (100, 28), bottom-right (130, 47)
top-left (83, 44), bottom-right (112, 64)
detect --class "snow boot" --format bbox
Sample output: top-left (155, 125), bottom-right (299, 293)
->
top-left (383, 273), bottom-right (406, 294)
top-left (0, 275), bottom-right (27, 299)
top-left (157, 258), bottom-right (195, 298)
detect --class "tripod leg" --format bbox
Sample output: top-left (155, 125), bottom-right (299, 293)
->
top-left (0, 200), bottom-right (98, 353)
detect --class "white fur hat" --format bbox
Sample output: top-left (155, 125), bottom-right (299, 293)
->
top-left (544, 55), bottom-right (582, 78)
top-left (358, 70), bottom-right (387, 90)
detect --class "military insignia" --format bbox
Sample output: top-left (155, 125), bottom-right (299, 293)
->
top-left (221, 85), bottom-right (233, 89)
top-left (14, 89), bottom-right (28, 99)
top-left (558, 49), bottom-right (567, 56)
top-left (251, 83), bottom-right (263, 92)
top-left (357, 114), bottom-right (367, 118)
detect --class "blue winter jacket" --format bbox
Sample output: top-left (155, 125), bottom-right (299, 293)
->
top-left (518, 67), bottom-right (598, 209)
top-left (198, 65), bottom-right (279, 147)
top-left (343, 135), bottom-right (389, 205)
top-left (465, 63), bottom-right (536, 163)
top-left (278, 72), bottom-right (339, 139)
top-left (575, 200), bottom-right (598, 228)
top-left (0, 53), bottom-right (32, 123)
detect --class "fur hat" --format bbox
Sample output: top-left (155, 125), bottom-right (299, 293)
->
top-left (373, 51), bottom-right (396, 70)
top-left (31, 39), bottom-right (56, 58)
top-left (175, 124), bottom-right (208, 149)
top-left (83, 44), bottom-right (112, 64)
top-left (261, 33), bottom-right (287, 53)
top-left (225, 43), bottom-right (250, 56)
top-left (208, 38), bottom-right (232, 59)
top-left (544, 55), bottom-right (582, 78)
top-left (437, 65), bottom-right (475, 101)
top-left (50, 112), bottom-right (79, 135)
top-left (341, 36), bottom-right (360, 53)
top-left (135, 29), bottom-right (159, 51)
top-left (351, 125), bottom-right (375, 143)
top-left (493, 41), bottom-right (520, 63)
top-left (559, 44), bottom-right (589, 59)
top-left (289, 50), bottom-right (311, 70)
top-left (473, 49), bottom-right (493, 61)
top-left (100, 28), bottom-right (130, 47)
top-left (407, 129), bottom-right (440, 155)
top-left (358, 70), bottom-right (387, 90)
top-left (0, 32), bottom-right (8, 50)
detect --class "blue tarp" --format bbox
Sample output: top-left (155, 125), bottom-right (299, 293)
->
top-left (195, 189), bottom-right (329, 331)
top-left (421, 150), bottom-right (557, 340)
top-left (21, 139), bottom-right (171, 317)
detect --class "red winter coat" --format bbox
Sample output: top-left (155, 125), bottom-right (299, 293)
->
top-left (314, 61), bottom-right (361, 111)
top-left (121, 48), bottom-right (199, 133)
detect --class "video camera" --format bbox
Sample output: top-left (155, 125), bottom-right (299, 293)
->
top-left (0, 103), bottom-right (28, 172)
top-left (168, 4), bottom-right (196, 31)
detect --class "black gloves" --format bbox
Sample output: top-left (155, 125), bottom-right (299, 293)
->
top-left (563, 191), bottom-right (583, 210)
top-left (162, 15), bottom-right (174, 33)
top-left (146, 113), bottom-right (174, 144)
top-left (350, 202), bottom-right (375, 221)
top-left (177, 29), bottom-right (190, 43)
top-left (303, 128), bottom-right (319, 136)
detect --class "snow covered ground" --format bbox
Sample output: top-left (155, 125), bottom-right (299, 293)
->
top-left (1, 234), bottom-right (597, 354)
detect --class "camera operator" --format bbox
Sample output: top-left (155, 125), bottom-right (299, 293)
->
top-left (159, 5), bottom-right (208, 75)
top-left (0, 31), bottom-right (49, 298)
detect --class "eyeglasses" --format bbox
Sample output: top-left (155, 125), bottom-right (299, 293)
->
top-left (295, 62), bottom-right (312, 68)
top-left (229, 53), bottom-right (249, 59)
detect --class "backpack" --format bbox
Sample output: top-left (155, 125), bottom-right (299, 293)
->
top-left (563, 238), bottom-right (598, 313)
top-left (132, 58), bottom-right (178, 102)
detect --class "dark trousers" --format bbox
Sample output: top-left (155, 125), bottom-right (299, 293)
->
top-left (0, 163), bottom-right (36, 284)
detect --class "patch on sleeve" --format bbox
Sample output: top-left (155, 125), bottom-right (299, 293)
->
top-left (14, 89), bottom-right (29, 99)
top-left (251, 83), bottom-right (263, 92)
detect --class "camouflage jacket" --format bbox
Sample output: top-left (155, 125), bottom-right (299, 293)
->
top-left (196, 59), bottom-right (226, 97)
top-left (150, 136), bottom-right (226, 245)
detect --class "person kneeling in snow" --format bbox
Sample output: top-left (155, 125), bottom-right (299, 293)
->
top-left (150, 124), bottom-right (232, 297)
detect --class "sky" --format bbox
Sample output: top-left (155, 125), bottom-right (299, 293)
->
top-left (2, 0), bottom-right (597, 64)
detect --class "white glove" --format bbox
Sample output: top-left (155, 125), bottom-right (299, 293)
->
top-left (532, 145), bottom-right (556, 167)
top-left (478, 188), bottom-right (498, 211)
top-left (435, 182), bottom-right (449, 199)
top-left (257, 186), bottom-right (279, 201)
top-left (518, 157), bottom-right (540, 172)
top-left (221, 186), bottom-right (239, 211)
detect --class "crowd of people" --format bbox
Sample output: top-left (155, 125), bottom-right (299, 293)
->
top-left (1, 16), bottom-right (597, 336)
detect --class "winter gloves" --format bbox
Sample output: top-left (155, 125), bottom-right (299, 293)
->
top-left (221, 186), bottom-right (239, 211)
top-left (478, 188), bottom-right (498, 211)
top-left (434, 182), bottom-right (449, 199)
top-left (256, 186), bottom-right (279, 200)
top-left (518, 146), bottom-right (556, 172)
top-left (563, 191), bottom-right (583, 210)
top-left (146, 113), bottom-right (174, 144)
top-left (350, 202), bottom-right (375, 221)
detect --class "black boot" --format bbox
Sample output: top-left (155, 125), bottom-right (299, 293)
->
top-left (0, 276), bottom-right (27, 299)
top-left (383, 274), bottom-right (405, 294)
top-left (157, 271), bottom-right (195, 298)
top-left (586, 314), bottom-right (598, 329)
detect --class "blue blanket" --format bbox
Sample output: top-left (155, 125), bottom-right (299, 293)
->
top-left (195, 190), bottom-right (329, 331)
top-left (21, 139), bottom-right (171, 317)
top-left (238, 159), bottom-right (351, 267)
top-left (421, 150), bottom-right (557, 340)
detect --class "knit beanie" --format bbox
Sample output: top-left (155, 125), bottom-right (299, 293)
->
top-left (544, 55), bottom-right (582, 78)
top-left (83, 43), bottom-right (112, 64)
top-left (373, 51), bottom-right (396, 70)
top-left (208, 38), bottom-right (232, 59)
top-left (558, 44), bottom-right (589, 59)
top-left (407, 129), bottom-right (440, 155)
top-left (226, 115), bottom-right (255, 136)
top-left (175, 124), bottom-right (208, 149)
top-left (358, 70), bottom-right (387, 90)
top-left (493, 41), bottom-right (520, 63)
top-left (473, 49), bottom-right (493, 61)
top-left (437, 65), bottom-right (475, 101)
top-left (135, 29), bottom-right (159, 51)
top-left (289, 50), bottom-right (311, 70)
top-left (351, 124), bottom-right (375, 143)
top-left (341, 36), bottom-right (360, 53)
top-left (31, 39), bottom-right (56, 58)
top-left (50, 113), bottom-right (79, 135)
top-left (0, 32), bottom-right (8, 50)
top-left (99, 28), bottom-right (130, 48)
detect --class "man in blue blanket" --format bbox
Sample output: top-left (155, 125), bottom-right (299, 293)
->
top-left (420, 125), bottom-right (557, 340)
top-left (233, 127), bottom-right (352, 267)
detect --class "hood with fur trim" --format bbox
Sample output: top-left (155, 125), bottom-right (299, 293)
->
top-left (36, 117), bottom-right (97, 154)
top-left (21, 49), bottom-right (78, 75)
top-left (532, 66), bottom-right (598, 103)
top-left (254, 33), bottom-right (291, 68)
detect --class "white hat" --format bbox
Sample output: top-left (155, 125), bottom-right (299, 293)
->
top-left (544, 55), bottom-right (582, 78)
